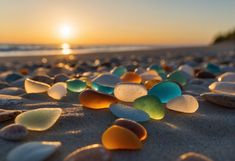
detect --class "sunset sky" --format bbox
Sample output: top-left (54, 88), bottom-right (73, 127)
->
top-left (0, 0), bottom-right (234, 45)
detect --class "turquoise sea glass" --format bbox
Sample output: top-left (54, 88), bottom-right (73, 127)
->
top-left (205, 63), bottom-right (221, 74)
top-left (92, 82), bottom-right (114, 94)
top-left (111, 66), bottom-right (127, 77)
top-left (66, 79), bottom-right (86, 93)
top-left (148, 81), bottom-right (182, 103)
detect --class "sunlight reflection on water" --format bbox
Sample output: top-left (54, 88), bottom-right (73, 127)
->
top-left (62, 43), bottom-right (72, 55)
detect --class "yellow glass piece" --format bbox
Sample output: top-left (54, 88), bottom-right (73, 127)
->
top-left (15, 108), bottom-right (62, 131)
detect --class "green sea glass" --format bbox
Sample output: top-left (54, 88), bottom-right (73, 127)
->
top-left (167, 70), bottom-right (187, 86)
top-left (134, 95), bottom-right (165, 120)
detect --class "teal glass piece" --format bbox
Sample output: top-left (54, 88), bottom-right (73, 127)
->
top-left (205, 63), bottom-right (221, 74)
top-left (111, 66), bottom-right (127, 77)
top-left (92, 82), bottom-right (114, 94)
top-left (148, 64), bottom-right (167, 80)
top-left (66, 79), bottom-right (86, 92)
top-left (134, 95), bottom-right (165, 120)
top-left (148, 81), bottom-right (182, 103)
top-left (167, 70), bottom-right (187, 86)
top-left (148, 64), bottom-right (164, 73)
top-left (158, 72), bottom-right (167, 80)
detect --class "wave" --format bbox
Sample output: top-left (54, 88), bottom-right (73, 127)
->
top-left (0, 44), bottom-right (161, 57)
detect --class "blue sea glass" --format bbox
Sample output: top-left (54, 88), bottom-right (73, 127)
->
top-left (109, 103), bottom-right (150, 122)
top-left (148, 81), bottom-right (182, 103)
top-left (5, 73), bottom-right (23, 83)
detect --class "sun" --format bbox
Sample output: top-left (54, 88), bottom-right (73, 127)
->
top-left (59, 24), bottom-right (73, 39)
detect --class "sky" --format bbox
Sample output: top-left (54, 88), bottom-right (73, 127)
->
top-left (0, 0), bottom-right (234, 45)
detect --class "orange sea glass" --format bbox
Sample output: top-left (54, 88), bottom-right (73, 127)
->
top-left (144, 79), bottom-right (161, 90)
top-left (113, 118), bottom-right (147, 141)
top-left (79, 90), bottom-right (117, 109)
top-left (19, 68), bottom-right (29, 75)
top-left (121, 72), bottom-right (142, 84)
top-left (161, 64), bottom-right (173, 72)
top-left (101, 125), bottom-right (142, 150)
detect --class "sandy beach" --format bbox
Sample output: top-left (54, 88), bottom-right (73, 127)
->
top-left (0, 45), bottom-right (235, 161)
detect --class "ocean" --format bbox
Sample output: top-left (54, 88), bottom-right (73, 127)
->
top-left (0, 44), bottom-right (165, 57)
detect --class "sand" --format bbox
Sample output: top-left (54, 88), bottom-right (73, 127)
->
top-left (0, 45), bottom-right (235, 161)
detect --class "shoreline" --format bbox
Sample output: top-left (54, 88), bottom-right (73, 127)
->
top-left (0, 46), bottom-right (207, 63)
top-left (1, 43), bottom-right (234, 63)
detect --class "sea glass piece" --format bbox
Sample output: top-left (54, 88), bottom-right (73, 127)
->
top-left (113, 118), bottom-right (147, 141)
top-left (140, 70), bottom-right (162, 82)
top-left (201, 92), bottom-right (235, 108)
top-left (15, 108), bottom-right (62, 131)
top-left (91, 73), bottom-right (121, 94)
top-left (111, 66), bottom-right (127, 77)
top-left (79, 90), bottom-right (117, 109)
top-left (218, 72), bottom-right (235, 82)
top-left (134, 95), bottom-right (165, 120)
top-left (166, 95), bottom-right (199, 113)
top-left (64, 144), bottom-right (111, 161)
top-left (92, 73), bottom-right (121, 88)
top-left (195, 71), bottom-right (215, 79)
top-left (0, 124), bottom-right (28, 141)
top-left (66, 79), bottom-right (86, 92)
top-left (109, 103), bottom-right (149, 122)
top-left (5, 73), bottom-right (23, 83)
top-left (167, 70), bottom-right (187, 86)
top-left (47, 82), bottom-right (67, 100)
top-left (7, 141), bottom-right (61, 161)
top-left (209, 82), bottom-right (235, 95)
top-left (161, 63), bottom-right (173, 72)
top-left (148, 64), bottom-right (167, 80)
top-left (144, 79), bottom-right (161, 90)
top-left (120, 72), bottom-right (142, 83)
top-left (177, 152), bottom-right (213, 161)
top-left (91, 82), bottom-right (114, 94)
top-left (114, 83), bottom-right (147, 102)
top-left (148, 64), bottom-right (165, 73)
top-left (0, 109), bottom-right (22, 122)
top-left (148, 81), bottom-right (182, 103)
top-left (101, 125), bottom-right (142, 150)
top-left (205, 63), bottom-right (221, 74)
top-left (178, 64), bottom-right (194, 76)
top-left (24, 78), bottom-right (50, 94)
top-left (32, 75), bottom-right (53, 85)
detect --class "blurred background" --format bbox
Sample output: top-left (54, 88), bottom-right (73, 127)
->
top-left (0, 0), bottom-right (234, 56)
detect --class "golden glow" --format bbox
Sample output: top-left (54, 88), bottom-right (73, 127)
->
top-left (61, 43), bottom-right (72, 55)
top-left (0, 1), bottom-right (234, 45)
top-left (59, 24), bottom-right (73, 39)
top-left (62, 43), bottom-right (70, 49)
